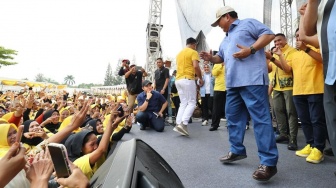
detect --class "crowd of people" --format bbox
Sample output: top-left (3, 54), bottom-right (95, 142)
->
top-left (0, 87), bottom-right (135, 187)
top-left (0, 1), bottom-right (335, 187)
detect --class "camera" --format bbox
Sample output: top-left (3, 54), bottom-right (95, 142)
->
top-left (135, 66), bottom-right (142, 71)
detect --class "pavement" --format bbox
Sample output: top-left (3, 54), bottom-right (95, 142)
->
top-left (120, 118), bottom-right (336, 188)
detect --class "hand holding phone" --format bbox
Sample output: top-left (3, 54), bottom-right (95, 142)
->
top-left (153, 112), bottom-right (159, 118)
top-left (117, 105), bottom-right (124, 117)
top-left (56, 161), bottom-right (89, 188)
top-left (48, 143), bottom-right (71, 178)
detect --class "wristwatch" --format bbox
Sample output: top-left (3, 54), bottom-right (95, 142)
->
top-left (250, 46), bottom-right (256, 54)
top-left (304, 47), bottom-right (311, 53)
top-left (145, 99), bottom-right (149, 102)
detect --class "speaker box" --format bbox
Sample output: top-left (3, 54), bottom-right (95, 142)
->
top-left (90, 138), bottom-right (184, 188)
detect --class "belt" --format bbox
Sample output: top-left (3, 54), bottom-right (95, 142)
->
top-left (183, 76), bottom-right (194, 80)
top-left (177, 76), bottom-right (194, 81)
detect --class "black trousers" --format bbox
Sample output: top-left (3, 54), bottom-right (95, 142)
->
top-left (172, 95), bottom-right (180, 116)
top-left (156, 88), bottom-right (168, 118)
top-left (211, 91), bottom-right (226, 127)
top-left (201, 94), bottom-right (213, 121)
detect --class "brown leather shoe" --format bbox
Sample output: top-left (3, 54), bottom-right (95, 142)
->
top-left (252, 165), bottom-right (277, 181)
top-left (219, 152), bottom-right (247, 163)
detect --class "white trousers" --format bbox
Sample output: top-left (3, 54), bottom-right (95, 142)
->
top-left (175, 79), bottom-right (196, 125)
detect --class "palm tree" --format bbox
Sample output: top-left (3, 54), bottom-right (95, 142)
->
top-left (35, 73), bottom-right (45, 82)
top-left (64, 75), bottom-right (75, 86)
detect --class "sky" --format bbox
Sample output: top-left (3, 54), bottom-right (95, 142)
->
top-left (0, 0), bottom-right (296, 85)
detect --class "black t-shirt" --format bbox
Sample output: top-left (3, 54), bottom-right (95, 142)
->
top-left (154, 67), bottom-right (170, 91)
top-left (126, 71), bottom-right (143, 95)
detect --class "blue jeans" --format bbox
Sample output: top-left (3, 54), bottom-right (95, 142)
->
top-left (136, 111), bottom-right (165, 132)
top-left (226, 85), bottom-right (278, 166)
top-left (293, 94), bottom-right (327, 151)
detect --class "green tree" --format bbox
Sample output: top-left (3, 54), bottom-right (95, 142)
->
top-left (103, 63), bottom-right (113, 86)
top-left (35, 73), bottom-right (45, 82)
top-left (44, 77), bottom-right (59, 85)
top-left (111, 63), bottom-right (125, 85)
top-left (0, 46), bottom-right (18, 68)
top-left (64, 75), bottom-right (75, 85)
top-left (77, 83), bottom-right (103, 89)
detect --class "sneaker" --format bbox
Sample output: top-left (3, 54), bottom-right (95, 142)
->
top-left (167, 117), bottom-right (174, 124)
top-left (306, 148), bottom-right (324, 164)
top-left (296, 144), bottom-right (312, 158)
top-left (174, 124), bottom-right (189, 136)
top-left (173, 125), bottom-right (186, 136)
top-left (202, 120), bottom-right (208, 126)
top-left (220, 118), bottom-right (227, 122)
top-left (246, 125), bottom-right (249, 130)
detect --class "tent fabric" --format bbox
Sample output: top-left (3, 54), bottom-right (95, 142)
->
top-left (175, 0), bottom-right (223, 52)
top-left (175, 0), bottom-right (303, 52)
top-left (0, 77), bottom-right (66, 89)
top-left (57, 85), bottom-right (67, 89)
top-left (195, 31), bottom-right (209, 54)
top-left (263, 0), bottom-right (272, 28)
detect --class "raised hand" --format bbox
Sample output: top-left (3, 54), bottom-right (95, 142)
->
top-left (146, 91), bottom-right (152, 100)
top-left (70, 100), bottom-right (91, 128)
top-left (273, 47), bottom-right (282, 56)
top-left (199, 50), bottom-right (213, 61)
top-left (56, 161), bottom-right (89, 188)
top-left (265, 51), bottom-right (273, 59)
top-left (0, 142), bottom-right (26, 187)
top-left (299, 3), bottom-right (308, 16)
top-left (26, 149), bottom-right (54, 187)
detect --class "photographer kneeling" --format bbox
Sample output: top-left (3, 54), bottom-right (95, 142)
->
top-left (136, 80), bottom-right (167, 132)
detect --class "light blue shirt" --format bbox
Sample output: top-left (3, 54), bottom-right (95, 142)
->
top-left (198, 73), bottom-right (214, 97)
top-left (218, 19), bottom-right (273, 88)
top-left (318, 0), bottom-right (336, 85)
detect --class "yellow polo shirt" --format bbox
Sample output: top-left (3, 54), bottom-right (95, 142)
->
top-left (212, 64), bottom-right (226, 91)
top-left (176, 47), bottom-right (200, 80)
top-left (287, 46), bottom-right (324, 95)
top-left (271, 44), bottom-right (297, 91)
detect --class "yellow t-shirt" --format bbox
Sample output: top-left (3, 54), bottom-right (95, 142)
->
top-left (271, 44), bottom-right (297, 91)
top-left (103, 114), bottom-right (125, 134)
top-left (73, 153), bottom-right (106, 180)
top-left (287, 46), bottom-right (324, 95)
top-left (212, 64), bottom-right (226, 91)
top-left (58, 115), bottom-right (81, 133)
top-left (176, 47), bottom-right (200, 80)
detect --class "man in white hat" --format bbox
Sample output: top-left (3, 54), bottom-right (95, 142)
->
top-left (200, 6), bottom-right (278, 181)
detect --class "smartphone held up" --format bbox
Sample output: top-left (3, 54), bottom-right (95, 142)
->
top-left (48, 143), bottom-right (72, 178)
